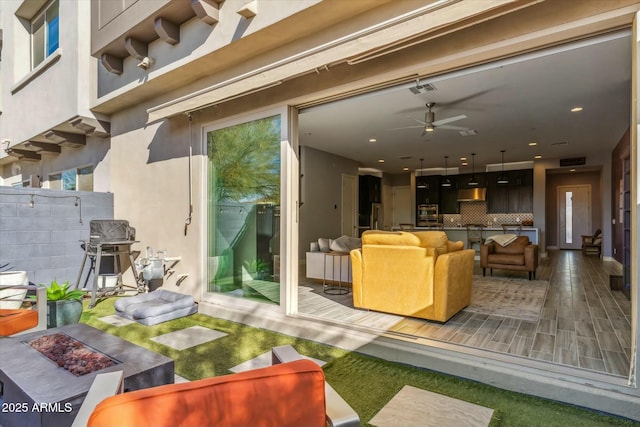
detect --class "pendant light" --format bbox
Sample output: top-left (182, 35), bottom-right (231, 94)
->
top-left (417, 158), bottom-right (427, 189)
top-left (497, 149), bottom-right (509, 184)
top-left (467, 153), bottom-right (479, 186)
top-left (441, 155), bottom-right (452, 187)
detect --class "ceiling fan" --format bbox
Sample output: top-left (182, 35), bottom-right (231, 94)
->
top-left (416, 102), bottom-right (469, 134)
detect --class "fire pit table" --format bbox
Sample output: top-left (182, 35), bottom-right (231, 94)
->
top-left (0, 323), bottom-right (174, 427)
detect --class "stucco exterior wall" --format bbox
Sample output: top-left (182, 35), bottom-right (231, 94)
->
top-left (107, 101), bottom-right (203, 299)
top-left (0, 0), bottom-right (93, 148)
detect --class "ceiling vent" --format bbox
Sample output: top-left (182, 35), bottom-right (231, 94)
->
top-left (551, 141), bottom-right (569, 146)
top-left (409, 83), bottom-right (436, 94)
top-left (559, 157), bottom-right (586, 167)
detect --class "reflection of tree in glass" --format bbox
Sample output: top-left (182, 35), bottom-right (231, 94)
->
top-left (208, 116), bottom-right (280, 203)
top-left (62, 170), bottom-right (76, 191)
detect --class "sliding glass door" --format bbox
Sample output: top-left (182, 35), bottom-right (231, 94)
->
top-left (206, 114), bottom-right (282, 305)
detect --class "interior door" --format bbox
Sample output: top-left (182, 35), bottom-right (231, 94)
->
top-left (558, 185), bottom-right (591, 250)
top-left (341, 174), bottom-right (358, 236)
top-left (392, 186), bottom-right (412, 228)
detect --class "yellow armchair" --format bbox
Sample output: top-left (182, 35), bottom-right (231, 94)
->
top-left (350, 231), bottom-right (474, 322)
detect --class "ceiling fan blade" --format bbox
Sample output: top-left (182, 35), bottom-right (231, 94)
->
top-left (432, 114), bottom-right (467, 126)
top-left (388, 125), bottom-right (423, 131)
top-left (437, 125), bottom-right (470, 131)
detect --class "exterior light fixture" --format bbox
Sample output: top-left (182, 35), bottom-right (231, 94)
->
top-left (137, 56), bottom-right (155, 70)
top-left (417, 158), bottom-right (427, 189)
top-left (467, 153), bottom-right (478, 186)
top-left (497, 150), bottom-right (509, 184)
top-left (441, 155), bottom-right (452, 187)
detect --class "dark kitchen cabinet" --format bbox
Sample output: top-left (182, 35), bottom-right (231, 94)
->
top-left (487, 169), bottom-right (533, 213)
top-left (439, 175), bottom-right (459, 214)
top-left (416, 175), bottom-right (440, 205)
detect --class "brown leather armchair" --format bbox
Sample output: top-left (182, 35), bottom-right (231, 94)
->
top-left (480, 236), bottom-right (538, 280)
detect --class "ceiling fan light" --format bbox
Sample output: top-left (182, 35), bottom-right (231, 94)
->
top-left (425, 124), bottom-right (435, 132)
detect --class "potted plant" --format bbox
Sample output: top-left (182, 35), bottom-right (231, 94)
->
top-left (41, 280), bottom-right (85, 328)
top-left (243, 259), bottom-right (270, 280)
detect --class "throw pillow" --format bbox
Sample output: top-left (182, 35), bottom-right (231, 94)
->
top-left (317, 238), bottom-right (331, 252)
top-left (329, 235), bottom-right (362, 253)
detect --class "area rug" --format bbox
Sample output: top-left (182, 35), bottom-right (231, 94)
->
top-left (464, 276), bottom-right (549, 322)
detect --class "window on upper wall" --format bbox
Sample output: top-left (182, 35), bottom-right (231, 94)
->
top-left (49, 165), bottom-right (93, 192)
top-left (31, 0), bottom-right (59, 69)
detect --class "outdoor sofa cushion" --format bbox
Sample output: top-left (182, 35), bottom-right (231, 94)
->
top-left (114, 289), bottom-right (197, 326)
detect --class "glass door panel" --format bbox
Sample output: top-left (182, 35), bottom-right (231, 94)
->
top-left (206, 115), bottom-right (281, 305)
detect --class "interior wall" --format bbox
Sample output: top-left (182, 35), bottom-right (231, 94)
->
top-left (545, 170), bottom-right (602, 248)
top-left (299, 146), bottom-right (359, 260)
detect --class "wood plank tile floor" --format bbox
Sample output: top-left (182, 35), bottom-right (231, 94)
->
top-left (298, 250), bottom-right (631, 377)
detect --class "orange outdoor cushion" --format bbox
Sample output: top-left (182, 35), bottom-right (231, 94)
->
top-left (88, 359), bottom-right (327, 427)
top-left (0, 309), bottom-right (38, 336)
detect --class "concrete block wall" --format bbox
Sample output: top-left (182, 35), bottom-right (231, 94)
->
top-left (0, 187), bottom-right (114, 286)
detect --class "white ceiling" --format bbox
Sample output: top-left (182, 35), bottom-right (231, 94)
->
top-left (298, 30), bottom-right (632, 175)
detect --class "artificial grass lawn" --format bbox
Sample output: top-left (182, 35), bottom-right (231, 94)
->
top-left (81, 298), bottom-right (639, 427)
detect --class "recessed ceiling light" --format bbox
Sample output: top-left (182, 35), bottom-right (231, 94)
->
top-left (461, 162), bottom-right (468, 166)
top-left (529, 142), bottom-right (537, 146)
top-left (571, 106), bottom-right (583, 112)
top-left (403, 167), bottom-right (409, 171)
top-left (378, 159), bottom-right (384, 163)
top-left (460, 157), bottom-right (467, 161)
top-left (570, 168), bottom-right (576, 172)
top-left (534, 155), bottom-right (542, 159)
top-left (369, 138), bottom-right (377, 143)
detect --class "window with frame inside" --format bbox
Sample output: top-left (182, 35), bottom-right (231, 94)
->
top-left (31, 0), bottom-right (59, 69)
top-left (49, 165), bottom-right (93, 191)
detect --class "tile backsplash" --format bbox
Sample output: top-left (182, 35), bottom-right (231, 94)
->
top-left (442, 202), bottom-right (534, 227)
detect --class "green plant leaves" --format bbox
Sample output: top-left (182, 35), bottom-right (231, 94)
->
top-left (43, 279), bottom-right (85, 301)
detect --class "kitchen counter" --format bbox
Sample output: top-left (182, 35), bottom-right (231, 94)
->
top-left (412, 226), bottom-right (539, 246)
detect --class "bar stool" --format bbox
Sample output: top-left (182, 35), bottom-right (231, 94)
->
top-left (466, 224), bottom-right (484, 252)
top-left (502, 224), bottom-right (522, 235)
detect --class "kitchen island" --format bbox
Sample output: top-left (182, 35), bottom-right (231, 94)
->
top-left (411, 226), bottom-right (539, 247)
